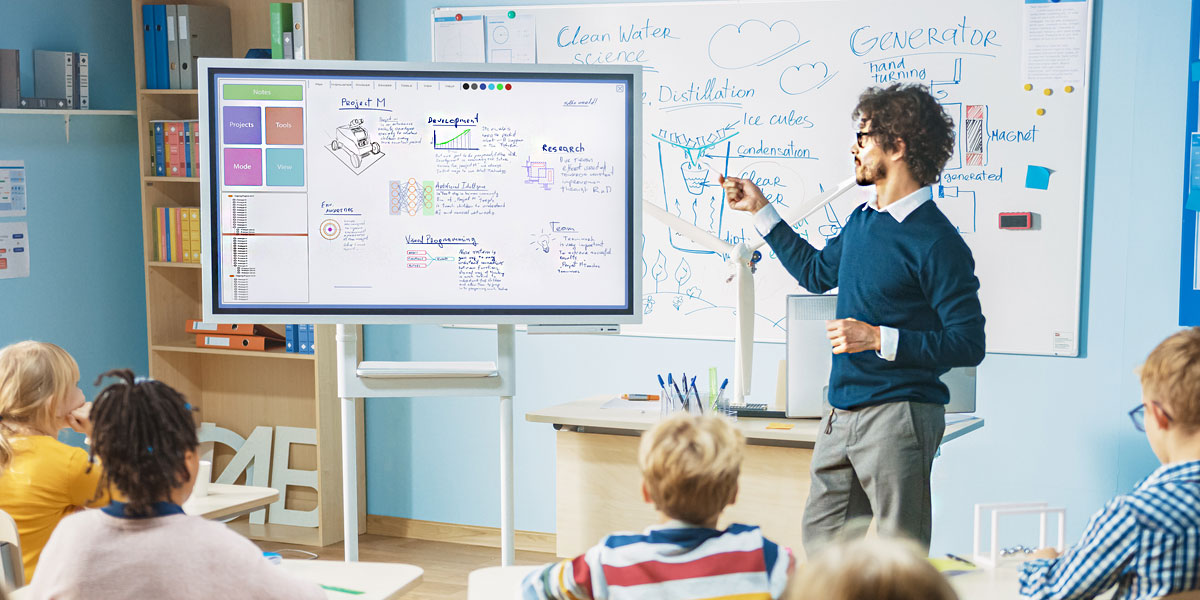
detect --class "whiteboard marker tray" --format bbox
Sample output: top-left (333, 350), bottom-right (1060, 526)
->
top-left (356, 361), bottom-right (499, 378)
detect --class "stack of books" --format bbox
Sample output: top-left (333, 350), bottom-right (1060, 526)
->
top-left (270, 3), bottom-right (306, 59)
top-left (150, 120), bottom-right (200, 177)
top-left (141, 4), bottom-right (231, 90)
top-left (154, 207), bottom-right (200, 263)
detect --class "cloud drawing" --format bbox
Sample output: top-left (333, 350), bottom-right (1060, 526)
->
top-left (708, 20), bottom-right (808, 70)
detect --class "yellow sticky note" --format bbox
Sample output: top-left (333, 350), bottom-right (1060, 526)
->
top-left (766, 422), bottom-right (794, 430)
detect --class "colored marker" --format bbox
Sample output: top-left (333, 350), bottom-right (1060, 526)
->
top-left (623, 393), bottom-right (660, 401)
top-left (320, 584), bottom-right (365, 595)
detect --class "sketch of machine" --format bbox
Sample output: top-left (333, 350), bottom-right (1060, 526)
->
top-left (330, 119), bottom-right (382, 168)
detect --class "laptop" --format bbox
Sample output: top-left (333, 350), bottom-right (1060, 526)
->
top-left (785, 294), bottom-right (978, 418)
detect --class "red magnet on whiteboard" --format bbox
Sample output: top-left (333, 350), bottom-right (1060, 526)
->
top-left (455, 13), bottom-right (463, 21)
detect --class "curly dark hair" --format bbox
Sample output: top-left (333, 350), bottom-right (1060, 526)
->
top-left (852, 84), bottom-right (956, 187)
top-left (89, 369), bottom-right (198, 516)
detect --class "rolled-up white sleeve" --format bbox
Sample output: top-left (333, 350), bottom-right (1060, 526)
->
top-left (753, 204), bottom-right (783, 237)
top-left (877, 326), bottom-right (898, 361)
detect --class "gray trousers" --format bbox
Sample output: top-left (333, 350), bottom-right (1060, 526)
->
top-left (801, 401), bottom-right (945, 555)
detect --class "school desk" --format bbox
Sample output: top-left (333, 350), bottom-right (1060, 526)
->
top-left (526, 396), bottom-right (984, 558)
top-left (282, 559), bottom-right (423, 599)
top-left (948, 560), bottom-right (1117, 600)
top-left (4, 560), bottom-right (422, 600)
top-left (183, 483), bottom-right (279, 521)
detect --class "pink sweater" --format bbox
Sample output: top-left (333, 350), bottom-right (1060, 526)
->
top-left (27, 510), bottom-right (324, 600)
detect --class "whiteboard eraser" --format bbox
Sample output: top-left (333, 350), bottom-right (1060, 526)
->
top-left (998, 212), bottom-right (1035, 230)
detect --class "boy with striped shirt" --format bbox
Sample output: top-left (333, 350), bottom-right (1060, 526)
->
top-left (1020, 328), bottom-right (1200, 599)
top-left (522, 413), bottom-right (793, 600)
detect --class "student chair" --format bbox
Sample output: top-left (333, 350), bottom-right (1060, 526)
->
top-left (0, 507), bottom-right (22, 589)
top-left (467, 565), bottom-right (539, 600)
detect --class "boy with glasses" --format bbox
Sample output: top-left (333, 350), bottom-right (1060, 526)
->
top-left (1019, 328), bottom-right (1200, 599)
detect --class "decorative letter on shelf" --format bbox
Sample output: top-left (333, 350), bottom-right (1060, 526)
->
top-left (198, 422), bottom-right (318, 527)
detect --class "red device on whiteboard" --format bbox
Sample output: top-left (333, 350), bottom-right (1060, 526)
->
top-left (998, 212), bottom-right (1034, 230)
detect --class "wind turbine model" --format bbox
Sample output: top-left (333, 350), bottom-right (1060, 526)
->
top-left (644, 174), bottom-right (859, 406)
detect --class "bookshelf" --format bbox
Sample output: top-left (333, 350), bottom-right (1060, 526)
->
top-left (129, 0), bottom-right (362, 547)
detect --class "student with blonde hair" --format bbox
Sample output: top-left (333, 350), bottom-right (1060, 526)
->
top-left (523, 413), bottom-right (793, 599)
top-left (786, 536), bottom-right (958, 600)
top-left (1019, 328), bottom-right (1200, 599)
top-left (0, 341), bottom-right (105, 583)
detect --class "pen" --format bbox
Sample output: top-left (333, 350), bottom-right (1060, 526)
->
top-left (945, 554), bottom-right (976, 568)
top-left (690, 376), bottom-right (701, 413)
top-left (714, 378), bottom-right (729, 413)
top-left (623, 394), bottom-right (660, 401)
top-left (672, 379), bottom-right (686, 411)
top-left (658, 374), bottom-right (670, 418)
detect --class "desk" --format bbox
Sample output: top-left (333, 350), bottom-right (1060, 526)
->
top-left (6, 560), bottom-right (422, 600)
top-left (282, 559), bottom-right (423, 600)
top-left (527, 396), bottom-right (984, 558)
top-left (183, 483), bottom-right (279, 521)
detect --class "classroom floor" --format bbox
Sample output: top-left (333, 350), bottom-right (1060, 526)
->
top-left (255, 534), bottom-right (556, 599)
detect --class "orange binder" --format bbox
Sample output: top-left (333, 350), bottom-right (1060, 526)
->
top-left (184, 320), bottom-right (283, 338)
top-left (194, 333), bottom-right (281, 352)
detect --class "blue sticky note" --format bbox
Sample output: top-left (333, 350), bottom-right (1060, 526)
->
top-left (1025, 165), bottom-right (1052, 190)
top-left (1192, 61), bottom-right (1200, 82)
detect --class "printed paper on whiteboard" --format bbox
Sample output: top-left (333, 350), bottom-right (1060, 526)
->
top-left (434, 15), bottom-right (486, 63)
top-left (0, 160), bottom-right (27, 218)
top-left (486, 15), bottom-right (536, 64)
top-left (0, 221), bottom-right (30, 279)
top-left (1021, 0), bottom-right (1089, 83)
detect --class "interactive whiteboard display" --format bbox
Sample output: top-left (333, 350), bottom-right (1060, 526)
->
top-left (199, 60), bottom-right (642, 324)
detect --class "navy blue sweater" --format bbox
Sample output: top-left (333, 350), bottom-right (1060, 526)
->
top-left (765, 201), bottom-right (985, 409)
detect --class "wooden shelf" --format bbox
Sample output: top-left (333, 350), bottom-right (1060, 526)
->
top-left (132, 0), bottom-right (358, 547)
top-left (0, 108), bottom-right (136, 116)
top-left (148, 261), bottom-right (202, 269)
top-left (151, 343), bottom-right (314, 361)
top-left (144, 176), bottom-right (200, 183)
top-left (139, 89), bottom-right (199, 96)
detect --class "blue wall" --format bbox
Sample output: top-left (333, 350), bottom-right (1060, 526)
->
top-left (0, 1), bottom-right (148, 434)
top-left (357, 0), bottom-right (1188, 556)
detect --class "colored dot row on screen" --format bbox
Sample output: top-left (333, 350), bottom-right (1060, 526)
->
top-left (461, 83), bottom-right (512, 91)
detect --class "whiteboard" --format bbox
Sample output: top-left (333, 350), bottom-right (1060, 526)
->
top-left (435, 0), bottom-right (1094, 355)
top-left (199, 60), bottom-right (642, 324)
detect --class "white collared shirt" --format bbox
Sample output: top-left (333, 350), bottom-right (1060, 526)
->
top-left (750, 186), bottom-right (935, 362)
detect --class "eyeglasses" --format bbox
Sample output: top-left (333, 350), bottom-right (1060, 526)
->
top-left (855, 130), bottom-right (875, 148)
top-left (1128, 401), bottom-right (1174, 432)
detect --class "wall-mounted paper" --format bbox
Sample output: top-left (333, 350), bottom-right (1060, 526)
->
top-left (0, 161), bottom-right (27, 218)
top-left (0, 221), bottom-right (29, 279)
top-left (1021, 0), bottom-right (1089, 83)
top-left (486, 15), bottom-right (536, 63)
top-left (434, 15), bottom-right (485, 63)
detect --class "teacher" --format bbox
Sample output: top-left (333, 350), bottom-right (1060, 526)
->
top-left (721, 83), bottom-right (986, 553)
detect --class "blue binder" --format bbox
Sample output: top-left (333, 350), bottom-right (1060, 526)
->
top-left (153, 122), bottom-right (166, 176)
top-left (153, 5), bottom-right (169, 90)
top-left (142, 5), bottom-right (158, 89)
top-left (183, 122), bottom-right (192, 177)
top-left (285, 324), bottom-right (296, 352)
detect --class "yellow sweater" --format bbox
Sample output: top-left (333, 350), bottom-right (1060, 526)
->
top-left (0, 435), bottom-right (108, 583)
